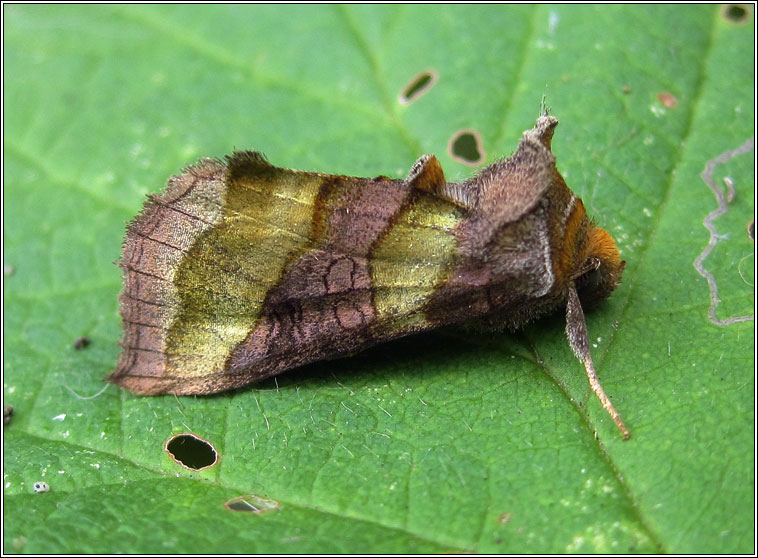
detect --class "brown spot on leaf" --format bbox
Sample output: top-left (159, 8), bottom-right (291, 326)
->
top-left (497, 511), bottom-right (513, 524)
top-left (165, 433), bottom-right (218, 470)
top-left (748, 220), bottom-right (754, 241)
top-left (3, 405), bottom-right (13, 426)
top-left (448, 130), bottom-right (485, 166)
top-left (658, 92), bottom-right (678, 108)
top-left (722, 4), bottom-right (751, 23)
top-left (398, 70), bottom-right (438, 105)
top-left (622, 85), bottom-right (631, 94)
top-left (73, 337), bottom-right (91, 350)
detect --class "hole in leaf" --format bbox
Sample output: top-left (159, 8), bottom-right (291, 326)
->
top-left (398, 70), bottom-right (438, 105)
top-left (748, 220), bottom-right (754, 241)
top-left (33, 481), bottom-right (50, 493)
top-left (448, 130), bottom-right (485, 166)
top-left (722, 4), bottom-right (750, 23)
top-left (224, 494), bottom-right (281, 514)
top-left (657, 92), bottom-right (678, 108)
top-left (165, 433), bottom-right (218, 470)
top-left (73, 337), bottom-right (91, 350)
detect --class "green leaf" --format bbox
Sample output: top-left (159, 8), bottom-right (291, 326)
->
top-left (3, 4), bottom-right (753, 553)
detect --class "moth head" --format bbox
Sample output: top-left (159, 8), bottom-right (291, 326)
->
top-left (574, 226), bottom-right (625, 308)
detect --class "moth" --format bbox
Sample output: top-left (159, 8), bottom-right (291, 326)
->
top-left (109, 114), bottom-right (629, 438)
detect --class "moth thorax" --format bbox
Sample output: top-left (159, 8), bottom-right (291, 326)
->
top-left (575, 226), bottom-right (625, 309)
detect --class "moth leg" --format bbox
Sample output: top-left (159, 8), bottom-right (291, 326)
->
top-left (569, 257), bottom-right (601, 281)
top-left (565, 282), bottom-right (630, 439)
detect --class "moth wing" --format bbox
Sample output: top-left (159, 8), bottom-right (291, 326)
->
top-left (223, 180), bottom-right (466, 389)
top-left (111, 151), bottom-right (465, 395)
top-left (110, 151), bottom-right (341, 395)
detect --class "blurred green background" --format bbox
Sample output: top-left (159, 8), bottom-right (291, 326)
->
top-left (3, 4), bottom-right (754, 553)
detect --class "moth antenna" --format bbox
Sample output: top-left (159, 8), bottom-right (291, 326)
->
top-left (540, 93), bottom-right (550, 117)
top-left (566, 282), bottom-right (630, 439)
